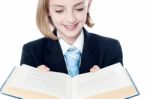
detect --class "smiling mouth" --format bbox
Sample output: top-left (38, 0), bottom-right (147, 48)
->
top-left (64, 23), bottom-right (78, 31)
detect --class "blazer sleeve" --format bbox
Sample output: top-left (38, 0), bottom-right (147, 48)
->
top-left (20, 44), bottom-right (33, 66)
top-left (102, 39), bottom-right (123, 67)
top-left (110, 40), bottom-right (123, 65)
top-left (20, 44), bottom-right (41, 67)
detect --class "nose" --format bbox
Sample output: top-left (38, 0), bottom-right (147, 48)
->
top-left (66, 11), bottom-right (76, 24)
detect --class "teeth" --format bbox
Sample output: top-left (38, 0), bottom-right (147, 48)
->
top-left (64, 24), bottom-right (77, 30)
top-left (66, 25), bottom-right (76, 28)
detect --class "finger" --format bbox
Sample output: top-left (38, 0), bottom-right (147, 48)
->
top-left (90, 66), bottom-right (100, 72)
top-left (90, 65), bottom-right (100, 72)
top-left (38, 66), bottom-right (50, 72)
top-left (37, 65), bottom-right (50, 72)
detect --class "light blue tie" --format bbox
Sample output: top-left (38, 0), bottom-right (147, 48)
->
top-left (64, 47), bottom-right (81, 77)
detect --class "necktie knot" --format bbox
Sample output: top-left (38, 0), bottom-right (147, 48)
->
top-left (64, 47), bottom-right (81, 77)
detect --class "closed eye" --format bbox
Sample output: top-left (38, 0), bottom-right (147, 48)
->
top-left (76, 8), bottom-right (84, 12)
top-left (55, 10), bottom-right (64, 13)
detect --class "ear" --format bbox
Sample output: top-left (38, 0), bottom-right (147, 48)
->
top-left (87, 0), bottom-right (92, 12)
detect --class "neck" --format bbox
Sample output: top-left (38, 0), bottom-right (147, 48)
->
top-left (59, 33), bottom-right (81, 45)
top-left (63, 35), bottom-right (78, 45)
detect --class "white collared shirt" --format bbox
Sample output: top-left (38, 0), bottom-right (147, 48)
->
top-left (58, 30), bottom-right (84, 55)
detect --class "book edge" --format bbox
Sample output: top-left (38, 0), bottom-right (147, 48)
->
top-left (0, 67), bottom-right (16, 92)
top-left (124, 68), bottom-right (140, 98)
top-left (0, 67), bottom-right (22, 98)
top-left (2, 93), bottom-right (22, 99)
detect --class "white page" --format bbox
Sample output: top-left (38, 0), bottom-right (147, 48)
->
top-left (3, 65), bottom-right (71, 99)
top-left (72, 63), bottom-right (133, 99)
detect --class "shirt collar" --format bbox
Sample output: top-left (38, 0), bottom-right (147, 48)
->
top-left (58, 30), bottom-right (84, 55)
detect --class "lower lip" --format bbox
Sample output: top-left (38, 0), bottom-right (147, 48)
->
top-left (64, 24), bottom-right (78, 31)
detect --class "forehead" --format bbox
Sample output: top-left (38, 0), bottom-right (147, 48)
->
top-left (49, 0), bottom-right (87, 6)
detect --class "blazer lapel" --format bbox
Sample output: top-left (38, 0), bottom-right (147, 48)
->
top-left (44, 28), bottom-right (97, 74)
top-left (45, 39), bottom-right (68, 74)
top-left (80, 28), bottom-right (98, 74)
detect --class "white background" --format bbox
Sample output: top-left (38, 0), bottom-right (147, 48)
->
top-left (0, 0), bottom-right (150, 98)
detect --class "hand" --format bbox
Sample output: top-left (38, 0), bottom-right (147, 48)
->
top-left (90, 65), bottom-right (100, 72)
top-left (37, 65), bottom-right (50, 72)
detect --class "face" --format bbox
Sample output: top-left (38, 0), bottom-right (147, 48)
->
top-left (49, 0), bottom-right (92, 44)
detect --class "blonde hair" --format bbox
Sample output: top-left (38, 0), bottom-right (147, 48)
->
top-left (36, 0), bottom-right (94, 40)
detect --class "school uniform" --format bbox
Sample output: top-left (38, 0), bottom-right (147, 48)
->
top-left (20, 28), bottom-right (123, 74)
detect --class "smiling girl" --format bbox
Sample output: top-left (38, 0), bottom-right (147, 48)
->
top-left (21, 0), bottom-right (123, 76)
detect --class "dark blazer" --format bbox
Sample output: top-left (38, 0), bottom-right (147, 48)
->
top-left (20, 28), bottom-right (123, 74)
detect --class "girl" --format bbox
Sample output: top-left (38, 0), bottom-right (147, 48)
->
top-left (21, 0), bottom-right (123, 76)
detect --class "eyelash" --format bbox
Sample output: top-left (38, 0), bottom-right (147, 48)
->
top-left (76, 8), bottom-right (84, 11)
top-left (55, 8), bottom-right (84, 13)
top-left (55, 10), bottom-right (63, 13)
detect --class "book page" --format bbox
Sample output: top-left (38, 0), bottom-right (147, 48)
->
top-left (72, 63), bottom-right (134, 99)
top-left (2, 65), bottom-right (71, 99)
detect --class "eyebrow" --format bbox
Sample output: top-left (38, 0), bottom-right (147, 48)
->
top-left (52, 5), bottom-right (64, 8)
top-left (52, 1), bottom-right (85, 8)
top-left (74, 1), bottom-right (85, 7)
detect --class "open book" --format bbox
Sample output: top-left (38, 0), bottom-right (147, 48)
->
top-left (0, 63), bottom-right (139, 99)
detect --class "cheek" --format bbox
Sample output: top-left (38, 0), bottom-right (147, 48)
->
top-left (76, 12), bottom-right (87, 22)
top-left (51, 15), bottom-right (63, 25)
top-left (49, 11), bottom-right (64, 25)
